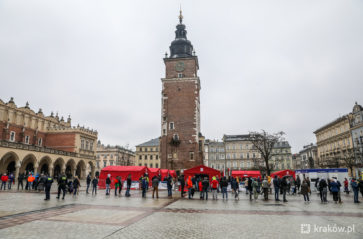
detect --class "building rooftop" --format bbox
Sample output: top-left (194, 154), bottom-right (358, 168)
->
top-left (136, 138), bottom-right (159, 147)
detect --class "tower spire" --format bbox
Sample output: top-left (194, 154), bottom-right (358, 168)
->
top-left (179, 5), bottom-right (183, 24)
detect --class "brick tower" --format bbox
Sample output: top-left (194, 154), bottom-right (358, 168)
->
top-left (160, 10), bottom-right (204, 172)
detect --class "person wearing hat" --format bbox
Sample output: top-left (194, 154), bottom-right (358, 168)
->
top-left (56, 173), bottom-right (68, 200)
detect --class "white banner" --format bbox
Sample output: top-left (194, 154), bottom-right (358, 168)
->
top-left (158, 181), bottom-right (168, 190)
top-left (123, 181), bottom-right (139, 189)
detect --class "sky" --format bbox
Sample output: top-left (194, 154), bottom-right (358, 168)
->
top-left (0, 0), bottom-right (362, 153)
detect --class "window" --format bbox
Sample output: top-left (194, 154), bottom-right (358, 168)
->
top-left (97, 161), bottom-right (100, 168)
top-left (38, 138), bottom-right (42, 146)
top-left (169, 122), bottom-right (174, 130)
top-left (220, 154), bottom-right (225, 159)
top-left (189, 152), bottom-right (194, 160)
top-left (150, 163), bottom-right (153, 168)
top-left (240, 153), bottom-right (244, 159)
top-left (25, 135), bottom-right (30, 144)
top-left (144, 155), bottom-right (147, 160)
top-left (103, 161), bottom-right (107, 167)
top-left (150, 155), bottom-right (153, 160)
top-left (177, 73), bottom-right (183, 78)
top-left (156, 163), bottom-right (159, 168)
top-left (226, 154), bottom-right (230, 159)
top-left (90, 141), bottom-right (93, 150)
top-left (139, 155), bottom-right (142, 160)
top-left (233, 161), bottom-right (237, 168)
top-left (81, 139), bottom-right (84, 149)
top-left (156, 155), bottom-right (159, 159)
top-left (140, 148), bottom-right (142, 152)
top-left (247, 153), bottom-right (249, 159)
top-left (139, 163), bottom-right (142, 166)
top-left (86, 141), bottom-right (89, 150)
top-left (111, 154), bottom-right (114, 159)
top-left (110, 161), bottom-right (114, 166)
top-left (145, 148), bottom-right (148, 152)
top-left (144, 163), bottom-right (147, 167)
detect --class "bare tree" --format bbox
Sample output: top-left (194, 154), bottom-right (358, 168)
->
top-left (249, 130), bottom-right (285, 175)
top-left (341, 150), bottom-right (358, 177)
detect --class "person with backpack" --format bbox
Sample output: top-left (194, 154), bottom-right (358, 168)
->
top-left (262, 177), bottom-right (269, 201)
top-left (56, 173), bottom-right (67, 200)
top-left (318, 177), bottom-right (328, 203)
top-left (86, 173), bottom-right (91, 194)
top-left (211, 176), bottom-right (219, 200)
top-left (152, 175), bottom-right (160, 199)
top-left (92, 176), bottom-right (98, 195)
top-left (105, 174), bottom-right (111, 195)
top-left (330, 178), bottom-right (339, 203)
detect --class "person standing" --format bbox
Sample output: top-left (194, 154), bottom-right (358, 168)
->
top-left (306, 177), bottom-right (311, 195)
top-left (125, 174), bottom-right (132, 197)
top-left (44, 175), bottom-right (53, 200)
top-left (201, 177), bottom-right (209, 200)
top-left (262, 177), bottom-right (269, 201)
top-left (330, 178), bottom-right (339, 203)
top-left (252, 178), bottom-right (259, 200)
top-left (351, 178), bottom-right (360, 203)
top-left (211, 176), bottom-right (218, 200)
top-left (152, 175), bottom-right (160, 199)
top-left (17, 173), bottom-right (24, 190)
top-left (301, 179), bottom-right (310, 202)
top-left (141, 175), bottom-right (148, 198)
top-left (344, 178), bottom-right (349, 194)
top-left (318, 177), bottom-right (328, 203)
top-left (8, 173), bottom-right (14, 190)
top-left (273, 176), bottom-right (280, 201)
top-left (221, 177), bottom-right (228, 200)
top-left (105, 175), bottom-right (111, 195)
top-left (187, 176), bottom-right (193, 199)
top-left (56, 173), bottom-right (67, 200)
top-left (73, 176), bottom-right (81, 196)
top-left (92, 176), bottom-right (98, 195)
top-left (1, 173), bottom-right (8, 190)
top-left (179, 174), bottom-right (185, 197)
top-left (358, 179), bottom-right (363, 199)
top-left (296, 175), bottom-right (301, 194)
top-left (281, 177), bottom-right (288, 202)
top-left (86, 173), bottom-right (91, 194)
top-left (245, 177), bottom-right (249, 195)
top-left (166, 174), bottom-right (173, 198)
top-left (248, 177), bottom-right (253, 200)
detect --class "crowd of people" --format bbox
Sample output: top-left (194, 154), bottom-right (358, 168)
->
top-left (1, 171), bottom-right (363, 204)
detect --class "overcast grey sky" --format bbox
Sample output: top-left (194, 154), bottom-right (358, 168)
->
top-left (0, 0), bottom-right (362, 152)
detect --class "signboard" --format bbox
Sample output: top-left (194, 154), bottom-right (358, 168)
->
top-left (158, 181), bottom-right (168, 190)
top-left (123, 181), bottom-right (139, 189)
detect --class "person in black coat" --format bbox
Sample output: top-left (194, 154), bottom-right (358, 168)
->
top-left (247, 177), bottom-right (253, 200)
top-left (273, 176), bottom-right (280, 201)
top-left (179, 174), bottom-right (185, 197)
top-left (92, 177), bottom-right (98, 195)
top-left (201, 177), bottom-right (210, 200)
top-left (280, 177), bottom-right (288, 202)
top-left (44, 175), bottom-right (53, 200)
top-left (86, 173), bottom-right (91, 194)
top-left (56, 173), bottom-right (67, 200)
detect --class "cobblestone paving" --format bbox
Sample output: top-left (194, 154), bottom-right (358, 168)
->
top-left (0, 189), bottom-right (362, 239)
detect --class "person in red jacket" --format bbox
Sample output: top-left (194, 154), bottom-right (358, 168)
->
top-left (198, 180), bottom-right (203, 199)
top-left (211, 176), bottom-right (219, 200)
top-left (1, 173), bottom-right (8, 190)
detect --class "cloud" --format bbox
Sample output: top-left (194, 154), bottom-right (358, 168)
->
top-left (0, 0), bottom-right (362, 152)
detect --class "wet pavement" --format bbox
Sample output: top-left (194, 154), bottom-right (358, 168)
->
top-left (0, 188), bottom-right (362, 239)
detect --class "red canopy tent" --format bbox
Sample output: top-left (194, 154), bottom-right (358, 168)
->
top-left (147, 168), bottom-right (161, 185)
top-left (231, 170), bottom-right (261, 179)
top-left (184, 165), bottom-right (221, 182)
top-left (270, 170), bottom-right (295, 179)
top-left (169, 170), bottom-right (177, 178)
top-left (160, 169), bottom-right (170, 181)
top-left (98, 166), bottom-right (147, 189)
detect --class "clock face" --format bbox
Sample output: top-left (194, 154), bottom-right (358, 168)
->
top-left (175, 61), bottom-right (185, 72)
